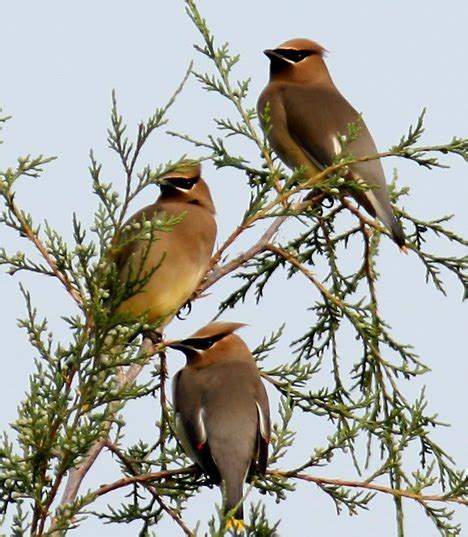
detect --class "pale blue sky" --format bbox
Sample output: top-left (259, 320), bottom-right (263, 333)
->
top-left (1, 1), bottom-right (467, 535)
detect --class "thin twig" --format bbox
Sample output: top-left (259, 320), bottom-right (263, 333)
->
top-left (105, 441), bottom-right (194, 537)
top-left (206, 220), bottom-right (251, 272)
top-left (94, 467), bottom-right (197, 498)
top-left (6, 196), bottom-right (83, 306)
top-left (157, 350), bottom-right (169, 463)
top-left (198, 215), bottom-right (286, 295)
top-left (117, 62), bottom-right (194, 227)
top-left (266, 244), bottom-right (344, 309)
top-left (270, 470), bottom-right (468, 507)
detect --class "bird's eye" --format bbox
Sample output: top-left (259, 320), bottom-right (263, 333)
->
top-left (278, 49), bottom-right (313, 63)
top-left (165, 177), bottom-right (199, 190)
top-left (181, 337), bottom-right (214, 350)
top-left (181, 334), bottom-right (225, 350)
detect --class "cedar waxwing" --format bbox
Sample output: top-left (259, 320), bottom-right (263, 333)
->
top-left (258, 38), bottom-right (406, 248)
top-left (170, 322), bottom-right (271, 526)
top-left (114, 163), bottom-right (217, 327)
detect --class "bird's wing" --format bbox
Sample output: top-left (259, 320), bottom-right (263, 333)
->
top-left (173, 370), bottom-right (221, 483)
top-left (281, 85), bottom-right (376, 169)
top-left (282, 85), bottom-right (405, 245)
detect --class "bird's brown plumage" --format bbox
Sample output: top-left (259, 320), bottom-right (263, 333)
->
top-left (114, 163), bottom-right (217, 327)
top-left (258, 38), bottom-right (405, 247)
top-left (171, 322), bottom-right (270, 522)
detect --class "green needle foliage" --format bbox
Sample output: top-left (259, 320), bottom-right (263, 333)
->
top-left (1, 1), bottom-right (468, 536)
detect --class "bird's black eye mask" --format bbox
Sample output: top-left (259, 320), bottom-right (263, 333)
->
top-left (180, 332), bottom-right (228, 350)
top-left (164, 177), bottom-right (199, 190)
top-left (276, 48), bottom-right (314, 63)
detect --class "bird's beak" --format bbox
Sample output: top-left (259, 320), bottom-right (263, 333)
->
top-left (168, 341), bottom-right (192, 352)
top-left (263, 49), bottom-right (285, 62)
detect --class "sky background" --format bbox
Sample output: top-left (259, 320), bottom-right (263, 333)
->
top-left (1, 1), bottom-right (467, 535)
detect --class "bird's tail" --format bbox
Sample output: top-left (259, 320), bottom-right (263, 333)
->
top-left (376, 203), bottom-right (406, 249)
top-left (224, 480), bottom-right (244, 523)
top-left (378, 205), bottom-right (406, 248)
top-left (359, 189), bottom-right (406, 248)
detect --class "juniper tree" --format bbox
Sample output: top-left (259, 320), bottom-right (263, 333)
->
top-left (1, 1), bottom-right (467, 536)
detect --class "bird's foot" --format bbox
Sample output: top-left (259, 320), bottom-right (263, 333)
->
top-left (303, 188), bottom-right (330, 208)
top-left (225, 518), bottom-right (245, 533)
top-left (176, 300), bottom-right (193, 320)
top-left (142, 329), bottom-right (163, 344)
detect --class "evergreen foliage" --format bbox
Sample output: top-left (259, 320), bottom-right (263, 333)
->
top-left (0, 2), bottom-right (467, 535)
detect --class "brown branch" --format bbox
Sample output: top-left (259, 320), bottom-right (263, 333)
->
top-left (266, 244), bottom-right (344, 310)
top-left (340, 197), bottom-right (386, 236)
top-left (205, 152), bottom-right (408, 289)
top-left (207, 221), bottom-right (251, 272)
top-left (198, 191), bottom-right (344, 301)
top-left (93, 467), bottom-right (197, 498)
top-left (269, 470), bottom-right (468, 507)
top-left (266, 242), bottom-right (388, 353)
top-left (339, 197), bottom-right (408, 254)
top-left (198, 215), bottom-right (286, 295)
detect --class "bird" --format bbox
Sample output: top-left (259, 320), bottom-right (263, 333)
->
top-left (112, 162), bottom-right (217, 329)
top-left (170, 321), bottom-right (271, 528)
top-left (257, 38), bottom-right (406, 248)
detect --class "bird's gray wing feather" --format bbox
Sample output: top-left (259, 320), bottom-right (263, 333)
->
top-left (282, 85), bottom-right (405, 244)
top-left (173, 369), bottom-right (221, 481)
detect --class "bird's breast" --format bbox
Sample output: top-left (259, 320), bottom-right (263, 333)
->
top-left (117, 203), bottom-right (216, 324)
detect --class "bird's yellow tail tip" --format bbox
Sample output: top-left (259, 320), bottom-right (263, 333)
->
top-left (225, 517), bottom-right (245, 532)
top-left (400, 245), bottom-right (409, 255)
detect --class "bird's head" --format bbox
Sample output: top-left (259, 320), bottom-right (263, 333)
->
top-left (160, 161), bottom-right (215, 213)
top-left (264, 38), bottom-right (330, 83)
top-left (168, 322), bottom-right (248, 364)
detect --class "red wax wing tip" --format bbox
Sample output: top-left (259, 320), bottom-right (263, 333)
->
top-left (196, 442), bottom-right (205, 450)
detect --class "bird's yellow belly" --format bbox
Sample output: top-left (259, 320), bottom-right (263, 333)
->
top-left (117, 251), bottom-right (205, 325)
